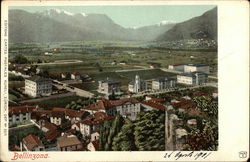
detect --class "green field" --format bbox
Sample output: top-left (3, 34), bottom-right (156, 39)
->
top-left (9, 41), bottom-right (217, 93)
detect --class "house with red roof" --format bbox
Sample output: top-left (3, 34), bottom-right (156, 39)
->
top-left (21, 135), bottom-right (45, 151)
top-left (78, 112), bottom-right (114, 137)
top-left (9, 105), bottom-right (37, 126)
top-left (83, 97), bottom-right (141, 121)
top-left (141, 100), bottom-right (166, 111)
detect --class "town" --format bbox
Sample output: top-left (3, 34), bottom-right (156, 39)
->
top-left (8, 53), bottom-right (218, 151)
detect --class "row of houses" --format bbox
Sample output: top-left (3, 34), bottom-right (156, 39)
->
top-left (98, 72), bottom-right (208, 95)
top-left (99, 75), bottom-right (176, 95)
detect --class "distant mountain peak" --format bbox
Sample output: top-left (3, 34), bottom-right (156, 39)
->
top-left (158, 20), bottom-right (176, 26)
top-left (39, 8), bottom-right (75, 16)
top-left (80, 12), bottom-right (88, 17)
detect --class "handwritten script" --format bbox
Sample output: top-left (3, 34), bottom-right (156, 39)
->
top-left (164, 151), bottom-right (212, 160)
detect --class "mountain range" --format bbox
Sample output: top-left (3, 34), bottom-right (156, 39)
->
top-left (156, 7), bottom-right (217, 41)
top-left (9, 7), bottom-right (217, 43)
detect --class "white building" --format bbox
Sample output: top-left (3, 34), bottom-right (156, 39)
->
top-left (128, 75), bottom-right (147, 93)
top-left (168, 63), bottom-right (186, 71)
top-left (184, 64), bottom-right (210, 74)
top-left (152, 77), bottom-right (176, 90)
top-left (25, 76), bottom-right (52, 97)
top-left (98, 78), bottom-right (121, 95)
top-left (9, 106), bottom-right (36, 126)
top-left (71, 72), bottom-right (81, 80)
top-left (177, 72), bottom-right (208, 85)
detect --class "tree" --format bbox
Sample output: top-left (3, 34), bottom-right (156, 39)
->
top-left (112, 119), bottom-right (136, 151)
top-left (99, 120), bottom-right (112, 150)
top-left (186, 119), bottom-right (218, 151)
top-left (194, 96), bottom-right (218, 118)
top-left (99, 115), bottom-right (124, 151)
top-left (134, 110), bottom-right (165, 151)
top-left (12, 54), bottom-right (29, 64)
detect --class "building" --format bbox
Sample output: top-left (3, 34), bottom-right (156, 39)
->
top-left (152, 77), bottom-right (176, 90)
top-left (168, 63), bottom-right (186, 71)
top-left (25, 76), bottom-right (52, 97)
top-left (107, 98), bottom-right (141, 121)
top-left (91, 131), bottom-right (100, 142)
top-left (184, 64), bottom-right (210, 74)
top-left (128, 75), bottom-right (147, 93)
top-left (98, 78), bottom-right (121, 95)
top-left (71, 72), bottom-right (81, 80)
top-left (9, 106), bottom-right (36, 126)
top-left (57, 135), bottom-right (82, 151)
top-left (44, 52), bottom-right (53, 56)
top-left (78, 112), bottom-right (114, 137)
top-left (177, 72), bottom-right (208, 85)
top-left (50, 111), bottom-right (65, 126)
top-left (87, 140), bottom-right (99, 151)
top-left (83, 97), bottom-right (142, 121)
top-left (21, 135), bottom-right (45, 151)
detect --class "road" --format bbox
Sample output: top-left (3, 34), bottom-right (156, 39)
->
top-left (53, 80), bottom-right (94, 98)
top-left (33, 59), bottom-right (83, 65)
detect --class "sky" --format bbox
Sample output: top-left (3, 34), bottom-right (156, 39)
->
top-left (9, 5), bottom-right (216, 28)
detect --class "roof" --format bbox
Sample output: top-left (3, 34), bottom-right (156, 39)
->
top-left (26, 76), bottom-right (51, 82)
top-left (31, 109), bottom-right (51, 120)
top-left (186, 64), bottom-right (208, 67)
top-left (109, 98), bottom-right (139, 106)
top-left (43, 121), bottom-right (58, 131)
top-left (84, 98), bottom-right (139, 111)
top-left (80, 112), bottom-right (114, 126)
top-left (57, 135), bottom-right (82, 148)
top-left (169, 63), bottom-right (186, 66)
top-left (172, 99), bottom-right (195, 109)
top-left (72, 72), bottom-right (80, 75)
top-left (9, 105), bottom-right (36, 115)
top-left (44, 130), bottom-right (61, 140)
top-left (99, 78), bottom-right (120, 84)
top-left (178, 72), bottom-right (207, 77)
top-left (141, 100), bottom-right (166, 111)
top-left (50, 107), bottom-right (87, 118)
top-left (22, 135), bottom-right (44, 150)
top-left (84, 98), bottom-right (112, 111)
top-left (148, 97), bottom-right (169, 103)
top-left (51, 111), bottom-right (65, 118)
top-left (64, 109), bottom-right (87, 118)
top-left (152, 77), bottom-right (175, 82)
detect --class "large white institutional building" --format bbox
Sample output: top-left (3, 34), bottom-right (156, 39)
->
top-left (184, 64), bottom-right (210, 74)
top-left (25, 76), bottom-right (52, 97)
top-left (152, 77), bottom-right (176, 90)
top-left (128, 75), bottom-right (147, 93)
top-left (177, 72), bottom-right (208, 85)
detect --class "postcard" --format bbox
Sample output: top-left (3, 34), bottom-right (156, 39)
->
top-left (0, 0), bottom-right (249, 161)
